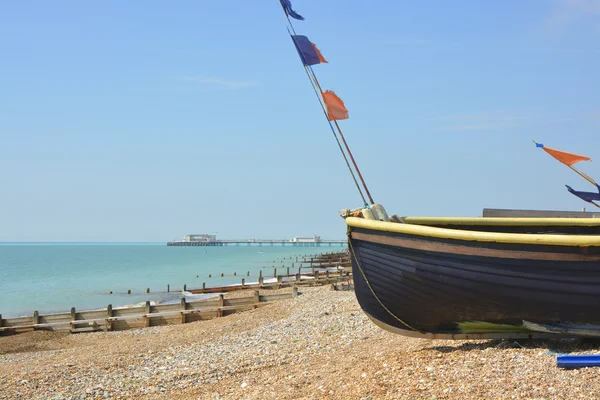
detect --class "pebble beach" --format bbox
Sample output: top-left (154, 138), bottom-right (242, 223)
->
top-left (1, 285), bottom-right (599, 400)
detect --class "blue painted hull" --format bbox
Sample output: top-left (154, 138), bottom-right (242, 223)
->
top-left (349, 226), bottom-right (600, 339)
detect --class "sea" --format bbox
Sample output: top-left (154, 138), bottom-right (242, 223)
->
top-left (0, 243), bottom-right (346, 319)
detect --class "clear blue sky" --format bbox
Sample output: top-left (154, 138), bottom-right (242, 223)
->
top-left (1, 1), bottom-right (599, 242)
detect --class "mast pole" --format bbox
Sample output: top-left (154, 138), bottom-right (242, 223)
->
top-left (280, 4), bottom-right (374, 206)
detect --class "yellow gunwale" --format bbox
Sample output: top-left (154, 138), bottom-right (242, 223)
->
top-left (401, 216), bottom-right (600, 227)
top-left (346, 217), bottom-right (600, 246)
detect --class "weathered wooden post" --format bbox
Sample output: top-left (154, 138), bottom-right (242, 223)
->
top-left (287, 266), bottom-right (290, 276)
top-left (144, 301), bottom-right (151, 327)
top-left (292, 286), bottom-right (298, 298)
top-left (180, 297), bottom-right (187, 324)
top-left (273, 267), bottom-right (277, 277)
top-left (296, 273), bottom-right (301, 283)
top-left (258, 276), bottom-right (264, 287)
top-left (167, 284), bottom-right (170, 292)
top-left (277, 275), bottom-right (283, 288)
top-left (217, 294), bottom-right (224, 317)
top-left (314, 271), bottom-right (319, 286)
top-left (107, 304), bottom-right (113, 331)
top-left (254, 290), bottom-right (260, 304)
top-left (33, 310), bottom-right (39, 325)
top-left (183, 284), bottom-right (187, 291)
top-left (259, 270), bottom-right (263, 278)
top-left (70, 307), bottom-right (76, 323)
top-left (247, 271), bottom-right (250, 276)
top-left (241, 278), bottom-right (245, 288)
top-left (202, 282), bottom-right (206, 290)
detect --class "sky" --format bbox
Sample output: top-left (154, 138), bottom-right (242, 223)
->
top-left (1, 0), bottom-right (600, 242)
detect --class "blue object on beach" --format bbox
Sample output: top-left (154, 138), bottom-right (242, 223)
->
top-left (556, 354), bottom-right (600, 369)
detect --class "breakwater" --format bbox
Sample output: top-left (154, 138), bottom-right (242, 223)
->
top-left (0, 251), bottom-right (351, 335)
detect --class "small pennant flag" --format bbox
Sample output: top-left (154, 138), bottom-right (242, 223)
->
top-left (323, 90), bottom-right (349, 121)
top-left (280, 0), bottom-right (304, 20)
top-left (566, 184), bottom-right (600, 203)
top-left (291, 35), bottom-right (328, 66)
top-left (536, 142), bottom-right (591, 166)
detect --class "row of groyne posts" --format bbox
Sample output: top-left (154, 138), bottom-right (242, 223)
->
top-left (0, 251), bottom-right (352, 336)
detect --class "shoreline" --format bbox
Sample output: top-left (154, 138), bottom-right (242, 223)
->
top-left (1, 285), bottom-right (599, 399)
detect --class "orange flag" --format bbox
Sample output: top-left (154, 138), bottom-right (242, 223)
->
top-left (311, 43), bottom-right (328, 64)
top-left (542, 146), bottom-right (591, 166)
top-left (322, 90), bottom-right (348, 121)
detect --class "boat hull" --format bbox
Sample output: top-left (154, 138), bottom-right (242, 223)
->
top-left (347, 218), bottom-right (600, 339)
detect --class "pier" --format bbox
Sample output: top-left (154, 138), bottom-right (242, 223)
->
top-left (167, 234), bottom-right (347, 247)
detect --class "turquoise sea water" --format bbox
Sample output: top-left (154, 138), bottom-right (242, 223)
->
top-left (0, 243), bottom-right (345, 318)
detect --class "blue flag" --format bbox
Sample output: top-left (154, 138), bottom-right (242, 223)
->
top-left (280, 0), bottom-right (304, 20)
top-left (566, 184), bottom-right (600, 202)
top-left (291, 35), bottom-right (328, 66)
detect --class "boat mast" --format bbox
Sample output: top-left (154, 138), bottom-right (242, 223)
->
top-left (278, 2), bottom-right (374, 207)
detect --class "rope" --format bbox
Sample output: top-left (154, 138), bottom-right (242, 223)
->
top-left (347, 229), bottom-right (420, 332)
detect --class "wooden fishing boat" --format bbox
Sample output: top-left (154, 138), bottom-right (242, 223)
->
top-left (343, 208), bottom-right (600, 339)
top-left (276, 1), bottom-right (600, 339)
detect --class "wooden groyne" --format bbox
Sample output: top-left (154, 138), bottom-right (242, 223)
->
top-left (0, 251), bottom-right (352, 336)
top-left (0, 288), bottom-right (298, 336)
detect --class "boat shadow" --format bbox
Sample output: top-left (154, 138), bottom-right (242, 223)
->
top-left (426, 338), bottom-right (600, 354)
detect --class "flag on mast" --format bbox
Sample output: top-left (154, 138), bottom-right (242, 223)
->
top-left (280, 0), bottom-right (304, 20)
top-left (535, 142), bottom-right (591, 166)
top-left (290, 35), bottom-right (327, 66)
top-left (323, 90), bottom-right (349, 121)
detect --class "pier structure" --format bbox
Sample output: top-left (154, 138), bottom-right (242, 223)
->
top-left (167, 234), bottom-right (346, 247)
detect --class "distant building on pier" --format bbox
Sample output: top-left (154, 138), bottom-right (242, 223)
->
top-left (183, 234), bottom-right (216, 243)
top-left (291, 235), bottom-right (321, 243)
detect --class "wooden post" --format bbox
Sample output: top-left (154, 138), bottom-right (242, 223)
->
top-left (183, 284), bottom-right (187, 291)
top-left (314, 271), bottom-right (319, 286)
top-left (277, 275), bottom-right (283, 288)
top-left (180, 297), bottom-right (187, 324)
top-left (259, 270), bottom-right (262, 278)
top-left (254, 290), bottom-right (260, 304)
top-left (70, 307), bottom-right (76, 322)
top-left (0, 313), bottom-right (3, 328)
top-left (217, 294), bottom-right (224, 317)
top-left (247, 271), bottom-right (250, 276)
top-left (287, 266), bottom-right (290, 276)
top-left (107, 304), bottom-right (113, 331)
top-left (202, 282), bottom-right (206, 290)
top-left (258, 276), bottom-right (264, 287)
top-left (296, 273), bottom-right (301, 282)
top-left (33, 310), bottom-right (39, 325)
top-left (241, 278), bottom-right (245, 288)
top-left (167, 284), bottom-right (170, 292)
top-left (292, 286), bottom-right (298, 298)
top-left (144, 301), bottom-right (151, 327)
top-left (273, 267), bottom-right (277, 277)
